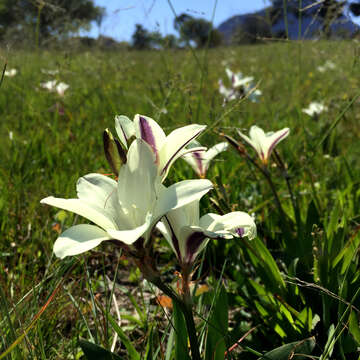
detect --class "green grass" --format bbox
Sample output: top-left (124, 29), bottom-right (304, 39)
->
top-left (1, 41), bottom-right (360, 358)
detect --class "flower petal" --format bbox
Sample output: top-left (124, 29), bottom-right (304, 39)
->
top-left (182, 151), bottom-right (206, 177)
top-left (180, 226), bottom-right (224, 264)
top-left (200, 211), bottom-right (256, 239)
top-left (237, 128), bottom-right (260, 156)
top-left (203, 142), bottom-right (229, 173)
top-left (54, 224), bottom-right (110, 259)
top-left (117, 139), bottom-right (157, 219)
top-left (107, 212), bottom-right (152, 244)
top-left (154, 179), bottom-right (213, 220)
top-left (266, 128), bottom-right (290, 160)
top-left (159, 124), bottom-right (206, 179)
top-left (115, 115), bottom-right (136, 149)
top-left (40, 196), bottom-right (116, 230)
top-left (77, 173), bottom-right (117, 205)
top-left (134, 114), bottom-right (166, 164)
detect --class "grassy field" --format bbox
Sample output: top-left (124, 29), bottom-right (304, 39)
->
top-left (1, 41), bottom-right (360, 359)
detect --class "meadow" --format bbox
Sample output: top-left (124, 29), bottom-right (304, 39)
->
top-left (1, 40), bottom-right (360, 359)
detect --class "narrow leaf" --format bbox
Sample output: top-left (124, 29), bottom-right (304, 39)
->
top-left (205, 285), bottom-right (228, 360)
top-left (173, 301), bottom-right (191, 360)
top-left (257, 337), bottom-right (315, 360)
top-left (107, 313), bottom-right (140, 360)
top-left (79, 339), bottom-right (123, 360)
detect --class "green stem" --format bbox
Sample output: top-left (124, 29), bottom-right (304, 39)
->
top-left (247, 153), bottom-right (285, 217)
top-left (273, 149), bottom-right (301, 232)
top-left (150, 276), bottom-right (201, 360)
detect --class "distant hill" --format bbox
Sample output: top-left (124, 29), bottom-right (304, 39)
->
top-left (218, 0), bottom-right (360, 43)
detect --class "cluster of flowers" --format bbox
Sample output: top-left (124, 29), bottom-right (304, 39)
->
top-left (3, 66), bottom-right (69, 97)
top-left (302, 102), bottom-right (328, 117)
top-left (41, 115), bottom-right (257, 269)
top-left (40, 69), bottom-right (69, 97)
top-left (218, 68), bottom-right (262, 104)
top-left (317, 60), bottom-right (336, 73)
top-left (4, 68), bottom-right (17, 77)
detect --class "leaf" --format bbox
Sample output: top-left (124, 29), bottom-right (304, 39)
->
top-left (320, 324), bottom-right (335, 360)
top-left (257, 337), bottom-right (315, 360)
top-left (107, 313), bottom-right (140, 360)
top-left (246, 237), bottom-right (286, 294)
top-left (79, 339), bottom-right (123, 360)
top-left (144, 327), bottom-right (154, 360)
top-left (349, 312), bottom-right (360, 345)
top-left (173, 301), bottom-right (191, 360)
top-left (205, 285), bottom-right (228, 360)
top-left (165, 328), bottom-right (175, 360)
top-left (333, 231), bottom-right (360, 274)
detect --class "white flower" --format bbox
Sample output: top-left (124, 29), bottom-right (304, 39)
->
top-left (225, 68), bottom-right (254, 88)
top-left (55, 82), bottom-right (69, 96)
top-left (182, 141), bottom-right (228, 178)
top-left (41, 69), bottom-right (59, 75)
top-left (302, 102), bottom-right (327, 117)
top-left (9, 131), bottom-right (13, 141)
top-left (41, 139), bottom-right (213, 259)
top-left (41, 80), bottom-right (69, 96)
top-left (157, 200), bottom-right (256, 266)
top-left (4, 69), bottom-right (17, 77)
top-left (317, 61), bottom-right (336, 73)
top-left (238, 125), bottom-right (290, 165)
top-left (41, 80), bottom-right (57, 91)
top-left (219, 68), bottom-right (261, 103)
top-left (114, 114), bottom-right (206, 180)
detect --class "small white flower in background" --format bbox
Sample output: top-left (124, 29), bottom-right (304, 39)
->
top-left (41, 80), bottom-right (69, 96)
top-left (218, 67), bottom-right (261, 103)
top-left (238, 125), bottom-right (290, 165)
top-left (41, 139), bottom-right (213, 259)
top-left (4, 69), bottom-right (17, 77)
top-left (182, 140), bottom-right (229, 178)
top-left (55, 82), bottom-right (69, 97)
top-left (317, 60), bottom-right (336, 73)
top-left (244, 82), bottom-right (262, 103)
top-left (157, 200), bottom-right (256, 267)
top-left (225, 68), bottom-right (254, 88)
top-left (41, 80), bottom-right (57, 91)
top-left (41, 69), bottom-right (59, 75)
top-left (114, 114), bottom-right (206, 181)
top-left (302, 102), bottom-right (328, 117)
top-left (9, 131), bottom-right (13, 141)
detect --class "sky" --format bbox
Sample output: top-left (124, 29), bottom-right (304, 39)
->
top-left (83, 0), bottom-right (271, 41)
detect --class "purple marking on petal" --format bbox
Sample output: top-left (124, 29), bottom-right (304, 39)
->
top-left (185, 231), bottom-right (207, 265)
top-left (259, 149), bottom-right (265, 162)
top-left (164, 216), bottom-right (181, 260)
top-left (120, 125), bottom-right (128, 144)
top-left (231, 74), bottom-right (235, 86)
top-left (161, 128), bottom-right (204, 176)
top-left (267, 130), bottom-right (289, 160)
top-left (236, 228), bottom-right (245, 237)
top-left (193, 151), bottom-right (205, 176)
top-left (139, 116), bottom-right (159, 163)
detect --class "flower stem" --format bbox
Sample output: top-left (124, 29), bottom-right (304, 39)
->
top-left (149, 275), bottom-right (201, 360)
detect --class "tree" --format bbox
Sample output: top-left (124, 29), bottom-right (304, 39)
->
top-left (232, 16), bottom-right (272, 44)
top-left (132, 24), bottom-right (154, 50)
top-left (174, 13), bottom-right (222, 48)
top-left (349, 1), bottom-right (360, 16)
top-left (161, 34), bottom-right (178, 49)
top-left (318, 0), bottom-right (346, 37)
top-left (0, 0), bottom-right (104, 44)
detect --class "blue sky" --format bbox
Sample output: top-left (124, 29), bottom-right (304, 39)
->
top-left (83, 0), bottom-right (271, 41)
